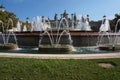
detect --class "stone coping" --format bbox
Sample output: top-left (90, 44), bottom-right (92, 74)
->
top-left (0, 53), bottom-right (120, 59)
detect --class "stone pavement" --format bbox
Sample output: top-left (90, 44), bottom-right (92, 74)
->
top-left (0, 53), bottom-right (120, 59)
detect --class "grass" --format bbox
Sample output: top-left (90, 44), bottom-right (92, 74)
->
top-left (0, 58), bottom-right (120, 80)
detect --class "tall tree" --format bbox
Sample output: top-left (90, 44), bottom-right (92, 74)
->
top-left (0, 11), bottom-right (18, 31)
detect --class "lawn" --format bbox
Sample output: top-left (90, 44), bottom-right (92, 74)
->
top-left (0, 58), bottom-right (120, 80)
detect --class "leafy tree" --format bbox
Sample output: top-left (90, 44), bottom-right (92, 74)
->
top-left (0, 11), bottom-right (18, 31)
top-left (110, 13), bottom-right (120, 32)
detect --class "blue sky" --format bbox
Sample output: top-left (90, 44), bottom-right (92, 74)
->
top-left (2, 0), bottom-right (120, 21)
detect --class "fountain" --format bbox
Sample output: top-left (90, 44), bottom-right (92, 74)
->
top-left (97, 16), bottom-right (111, 50)
top-left (17, 21), bottom-right (21, 32)
top-left (31, 16), bottom-right (51, 32)
top-left (0, 20), bottom-right (5, 44)
top-left (38, 17), bottom-right (73, 52)
top-left (75, 15), bottom-right (91, 31)
top-left (23, 25), bottom-right (27, 32)
top-left (1, 9), bottom-right (120, 54)
top-left (110, 19), bottom-right (120, 50)
top-left (31, 16), bottom-right (44, 31)
top-left (99, 16), bottom-right (110, 32)
top-left (97, 16), bottom-right (120, 51)
top-left (0, 19), bottom-right (18, 50)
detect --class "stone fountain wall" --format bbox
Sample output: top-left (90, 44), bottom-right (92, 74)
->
top-left (0, 31), bottom-right (119, 48)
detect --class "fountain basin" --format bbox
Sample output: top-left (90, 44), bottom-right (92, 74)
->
top-left (0, 43), bottom-right (18, 50)
top-left (98, 44), bottom-right (120, 50)
top-left (39, 44), bottom-right (73, 52)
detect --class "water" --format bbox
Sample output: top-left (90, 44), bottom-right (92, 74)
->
top-left (6, 18), bottom-right (18, 44)
top-left (0, 20), bottom-right (5, 44)
top-left (23, 25), bottom-right (27, 32)
top-left (74, 46), bottom-right (117, 54)
top-left (57, 30), bottom-right (72, 44)
top-left (39, 17), bottom-right (73, 46)
top-left (56, 17), bottom-right (72, 44)
top-left (114, 19), bottom-right (120, 45)
top-left (39, 30), bottom-right (54, 45)
top-left (43, 17), bottom-right (51, 29)
top-left (76, 15), bottom-right (91, 31)
top-left (0, 46), bottom-right (118, 54)
top-left (0, 19), bottom-right (18, 45)
top-left (97, 16), bottom-right (111, 46)
top-left (31, 16), bottom-right (51, 31)
top-left (31, 16), bottom-right (44, 31)
top-left (17, 21), bottom-right (21, 32)
top-left (99, 17), bottom-right (110, 32)
top-left (0, 20), bottom-right (4, 32)
top-left (97, 19), bottom-right (120, 47)
top-left (1, 16), bottom-right (120, 54)
top-left (76, 15), bottom-right (83, 30)
top-left (97, 31), bottom-right (111, 46)
top-left (3, 17), bottom-right (118, 53)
